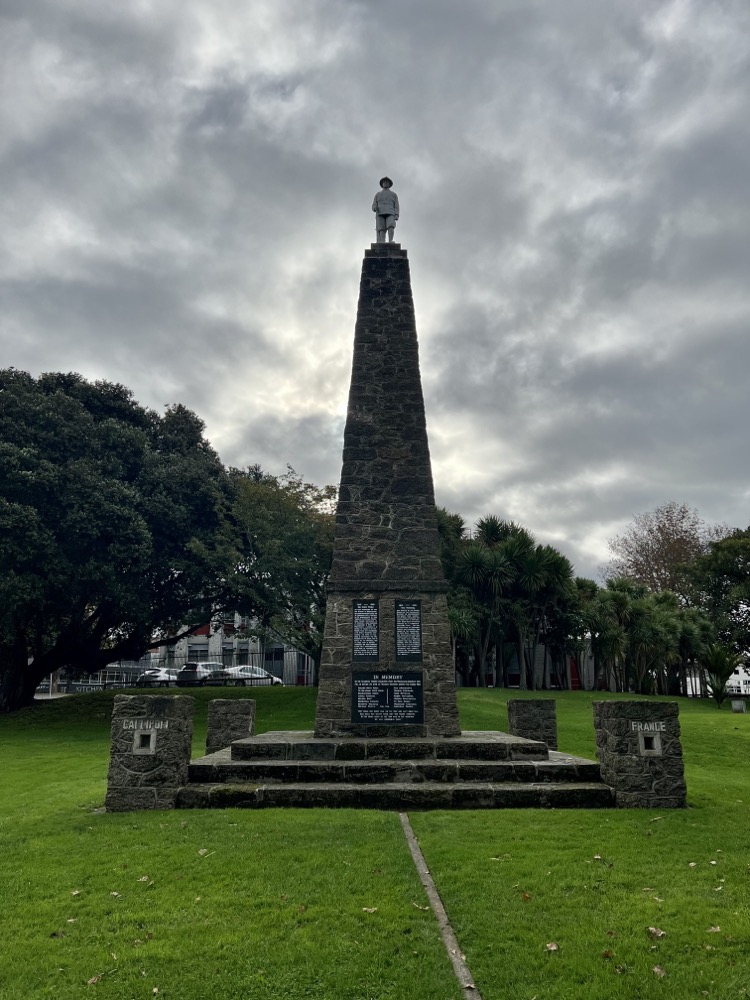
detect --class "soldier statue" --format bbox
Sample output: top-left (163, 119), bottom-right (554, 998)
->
top-left (372, 177), bottom-right (399, 243)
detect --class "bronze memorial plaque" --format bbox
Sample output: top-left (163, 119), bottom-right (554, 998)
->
top-left (395, 599), bottom-right (422, 662)
top-left (352, 600), bottom-right (379, 662)
top-left (351, 672), bottom-right (424, 724)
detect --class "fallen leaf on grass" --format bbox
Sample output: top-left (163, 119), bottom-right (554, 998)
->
top-left (67, 919), bottom-right (76, 924)
top-left (707, 926), bottom-right (721, 933)
top-left (522, 892), bottom-right (532, 902)
top-left (71, 890), bottom-right (81, 897)
top-left (653, 896), bottom-right (664, 902)
top-left (653, 965), bottom-right (666, 978)
top-left (546, 942), bottom-right (559, 952)
top-left (606, 930), bottom-right (617, 938)
top-left (714, 886), bottom-right (724, 892)
top-left (648, 927), bottom-right (666, 939)
top-left (689, 862), bottom-right (697, 868)
top-left (710, 860), bottom-right (717, 866)
top-left (110, 892), bottom-right (121, 898)
top-left (87, 976), bottom-right (101, 985)
top-left (650, 816), bottom-right (663, 822)
top-left (705, 945), bottom-right (715, 951)
top-left (593, 854), bottom-right (602, 860)
top-left (50, 932), bottom-right (65, 939)
top-left (194, 897), bottom-right (201, 903)
top-left (412, 903), bottom-right (430, 911)
top-left (602, 949), bottom-right (614, 960)
top-left (362, 907), bottom-right (378, 913)
top-left (138, 876), bottom-right (150, 882)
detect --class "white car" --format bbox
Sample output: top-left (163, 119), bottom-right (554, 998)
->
top-left (224, 665), bottom-right (284, 686)
top-left (136, 668), bottom-right (178, 688)
top-left (176, 662), bottom-right (221, 687)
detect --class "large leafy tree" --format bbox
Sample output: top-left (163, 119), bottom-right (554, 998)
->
top-left (686, 528), bottom-right (750, 654)
top-left (0, 370), bottom-right (237, 712)
top-left (605, 501), bottom-right (729, 597)
top-left (230, 466), bottom-right (335, 681)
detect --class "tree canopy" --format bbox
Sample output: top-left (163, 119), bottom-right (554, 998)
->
top-left (0, 370), bottom-right (236, 711)
top-left (605, 501), bottom-right (729, 597)
top-left (229, 465), bottom-right (335, 679)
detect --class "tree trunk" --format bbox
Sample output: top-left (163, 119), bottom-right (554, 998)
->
top-left (0, 635), bottom-right (42, 713)
top-left (516, 628), bottom-right (527, 690)
top-left (498, 641), bottom-right (508, 688)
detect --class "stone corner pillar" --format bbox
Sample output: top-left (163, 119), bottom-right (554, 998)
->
top-left (205, 698), bottom-right (256, 754)
top-left (507, 699), bottom-right (558, 750)
top-left (105, 694), bottom-right (194, 812)
top-left (593, 700), bottom-right (687, 808)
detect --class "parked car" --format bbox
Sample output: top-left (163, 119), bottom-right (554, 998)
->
top-left (135, 668), bottom-right (178, 688)
top-left (224, 665), bottom-right (284, 686)
top-left (175, 662), bottom-right (219, 687)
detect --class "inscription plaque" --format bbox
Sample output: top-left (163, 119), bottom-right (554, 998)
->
top-left (352, 600), bottom-right (379, 661)
top-left (395, 600), bottom-right (422, 661)
top-left (352, 672), bottom-right (424, 724)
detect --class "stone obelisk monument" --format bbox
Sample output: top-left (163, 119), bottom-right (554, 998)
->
top-left (314, 217), bottom-right (461, 738)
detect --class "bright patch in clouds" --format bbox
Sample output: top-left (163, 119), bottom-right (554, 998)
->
top-left (1, 0), bottom-right (748, 577)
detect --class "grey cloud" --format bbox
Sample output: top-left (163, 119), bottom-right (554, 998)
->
top-left (2, 0), bottom-right (749, 580)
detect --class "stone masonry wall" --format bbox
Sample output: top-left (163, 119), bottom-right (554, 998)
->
top-left (315, 590), bottom-right (459, 738)
top-left (105, 695), bottom-right (194, 811)
top-left (594, 700), bottom-right (687, 808)
top-left (314, 244), bottom-right (460, 738)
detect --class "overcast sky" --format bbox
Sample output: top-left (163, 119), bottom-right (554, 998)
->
top-left (2, 0), bottom-right (749, 578)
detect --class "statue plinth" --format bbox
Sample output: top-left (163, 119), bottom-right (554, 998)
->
top-left (314, 244), bottom-right (461, 738)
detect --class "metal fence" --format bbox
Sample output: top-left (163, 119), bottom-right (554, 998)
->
top-left (37, 647), bottom-right (315, 694)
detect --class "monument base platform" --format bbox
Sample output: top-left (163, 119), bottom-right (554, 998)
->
top-left (176, 731), bottom-right (614, 810)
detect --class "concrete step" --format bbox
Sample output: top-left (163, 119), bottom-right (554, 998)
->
top-left (188, 752), bottom-right (602, 786)
top-left (177, 780), bottom-right (615, 810)
top-left (228, 730), bottom-right (549, 763)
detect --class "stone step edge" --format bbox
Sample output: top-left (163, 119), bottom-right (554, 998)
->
top-left (177, 781), bottom-right (615, 810)
top-left (229, 731), bottom-right (550, 763)
top-left (188, 758), bottom-right (604, 785)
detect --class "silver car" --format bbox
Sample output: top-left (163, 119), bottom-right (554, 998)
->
top-left (224, 666), bottom-right (284, 686)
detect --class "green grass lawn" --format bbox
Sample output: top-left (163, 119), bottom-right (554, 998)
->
top-left (1, 688), bottom-right (748, 999)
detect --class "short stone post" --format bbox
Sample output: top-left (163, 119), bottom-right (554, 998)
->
top-left (205, 699), bottom-right (256, 755)
top-left (593, 701), bottom-right (687, 808)
top-left (507, 699), bottom-right (558, 750)
top-left (105, 695), bottom-right (194, 811)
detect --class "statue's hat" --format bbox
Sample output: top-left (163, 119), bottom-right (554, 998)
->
top-left (379, 176), bottom-right (393, 188)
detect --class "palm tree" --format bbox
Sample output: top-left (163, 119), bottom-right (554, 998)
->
top-left (457, 530), bottom-right (512, 686)
top-left (703, 644), bottom-right (744, 708)
top-left (447, 604), bottom-right (479, 685)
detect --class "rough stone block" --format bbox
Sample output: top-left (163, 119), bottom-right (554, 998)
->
top-left (593, 700), bottom-right (686, 808)
top-left (206, 699), bottom-right (256, 755)
top-left (105, 694), bottom-right (194, 812)
top-left (507, 699), bottom-right (558, 750)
